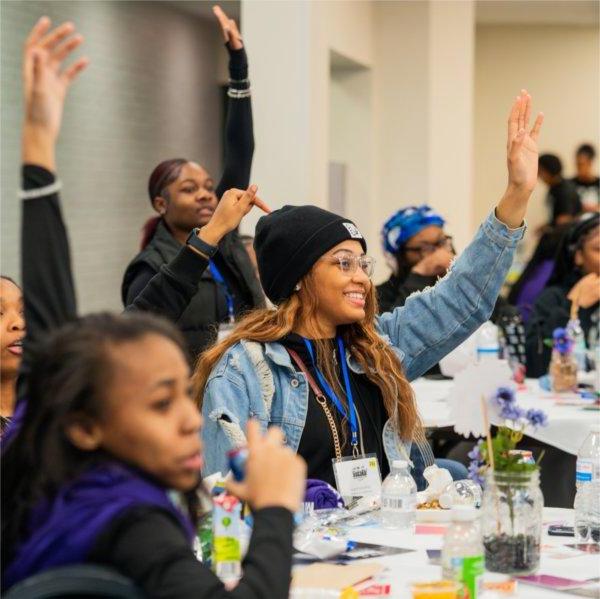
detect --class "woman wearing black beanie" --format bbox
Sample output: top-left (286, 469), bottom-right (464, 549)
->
top-left (193, 91), bottom-right (544, 491)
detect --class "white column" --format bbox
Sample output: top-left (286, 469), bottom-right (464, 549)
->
top-left (240, 0), bottom-right (316, 234)
top-left (428, 0), bottom-right (475, 251)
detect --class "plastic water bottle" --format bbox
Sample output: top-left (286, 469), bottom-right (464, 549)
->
top-left (442, 506), bottom-right (484, 599)
top-left (568, 318), bottom-right (587, 372)
top-left (380, 460), bottom-right (417, 529)
top-left (576, 425), bottom-right (600, 488)
top-left (476, 322), bottom-right (500, 361)
top-left (574, 480), bottom-right (600, 544)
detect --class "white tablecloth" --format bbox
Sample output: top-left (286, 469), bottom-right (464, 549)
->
top-left (412, 378), bottom-right (600, 455)
top-left (337, 508), bottom-right (598, 598)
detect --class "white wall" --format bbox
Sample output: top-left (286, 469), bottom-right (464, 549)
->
top-left (0, 1), bottom-right (224, 312)
top-left (474, 24), bottom-right (600, 244)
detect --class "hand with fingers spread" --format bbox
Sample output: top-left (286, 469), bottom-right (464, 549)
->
top-left (496, 89), bottom-right (545, 229)
top-left (213, 5), bottom-right (243, 50)
top-left (198, 185), bottom-right (270, 246)
top-left (225, 420), bottom-right (307, 513)
top-left (22, 17), bottom-right (88, 170)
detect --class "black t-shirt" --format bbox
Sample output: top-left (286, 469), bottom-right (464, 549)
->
top-left (279, 334), bottom-right (389, 488)
top-left (548, 180), bottom-right (583, 224)
top-left (571, 176), bottom-right (600, 209)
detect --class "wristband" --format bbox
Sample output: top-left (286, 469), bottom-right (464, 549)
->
top-left (187, 228), bottom-right (218, 258)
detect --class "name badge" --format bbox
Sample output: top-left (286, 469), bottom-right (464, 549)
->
top-left (332, 454), bottom-right (381, 501)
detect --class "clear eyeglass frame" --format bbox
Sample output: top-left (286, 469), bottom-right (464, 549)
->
top-left (332, 254), bottom-right (376, 277)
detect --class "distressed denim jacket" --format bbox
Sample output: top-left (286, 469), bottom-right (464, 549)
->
top-left (202, 211), bottom-right (525, 476)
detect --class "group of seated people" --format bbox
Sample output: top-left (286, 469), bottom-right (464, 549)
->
top-left (0, 10), bottom-right (597, 599)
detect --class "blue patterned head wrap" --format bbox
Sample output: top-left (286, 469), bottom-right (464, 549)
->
top-left (381, 205), bottom-right (445, 254)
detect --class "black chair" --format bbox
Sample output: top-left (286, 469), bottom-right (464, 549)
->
top-left (4, 564), bottom-right (146, 599)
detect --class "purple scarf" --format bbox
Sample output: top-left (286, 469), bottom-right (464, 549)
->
top-left (4, 461), bottom-right (195, 589)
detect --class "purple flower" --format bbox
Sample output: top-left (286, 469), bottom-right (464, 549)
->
top-left (525, 408), bottom-right (548, 428)
top-left (553, 327), bottom-right (574, 355)
top-left (467, 444), bottom-right (481, 462)
top-left (500, 402), bottom-right (525, 422)
top-left (468, 460), bottom-right (485, 487)
top-left (496, 387), bottom-right (516, 404)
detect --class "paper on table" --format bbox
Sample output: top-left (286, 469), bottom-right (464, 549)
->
top-left (291, 562), bottom-right (384, 590)
top-left (448, 360), bottom-right (512, 437)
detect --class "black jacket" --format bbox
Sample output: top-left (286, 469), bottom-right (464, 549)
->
top-left (121, 45), bottom-right (264, 358)
top-left (525, 273), bottom-right (599, 377)
top-left (122, 222), bottom-right (263, 357)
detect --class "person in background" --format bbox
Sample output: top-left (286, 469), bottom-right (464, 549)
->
top-left (122, 6), bottom-right (264, 358)
top-left (0, 277), bottom-right (25, 435)
top-left (3, 17), bottom-right (304, 598)
top-left (195, 91), bottom-right (543, 491)
top-left (377, 206), bottom-right (521, 363)
top-left (572, 143), bottom-right (600, 212)
top-left (538, 153), bottom-right (582, 226)
top-left (525, 213), bottom-right (600, 377)
top-left (376, 205), bottom-right (453, 314)
top-left (507, 225), bottom-right (568, 323)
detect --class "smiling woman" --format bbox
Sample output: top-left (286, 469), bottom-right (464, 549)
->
top-left (121, 6), bottom-right (264, 358)
top-left (194, 90), bottom-right (544, 492)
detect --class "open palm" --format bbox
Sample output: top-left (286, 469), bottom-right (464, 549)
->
top-left (23, 18), bottom-right (88, 139)
top-left (506, 90), bottom-right (544, 193)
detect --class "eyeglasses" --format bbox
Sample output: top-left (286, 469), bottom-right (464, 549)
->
top-left (330, 254), bottom-right (376, 277)
top-left (403, 235), bottom-right (453, 256)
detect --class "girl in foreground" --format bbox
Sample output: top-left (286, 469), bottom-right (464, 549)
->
top-left (197, 91), bottom-right (544, 490)
top-left (3, 18), bottom-right (304, 598)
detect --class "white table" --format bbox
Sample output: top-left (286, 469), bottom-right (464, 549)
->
top-left (412, 378), bottom-right (600, 455)
top-left (339, 508), bottom-right (599, 598)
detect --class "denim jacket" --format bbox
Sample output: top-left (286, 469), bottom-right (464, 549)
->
top-left (202, 211), bottom-right (525, 476)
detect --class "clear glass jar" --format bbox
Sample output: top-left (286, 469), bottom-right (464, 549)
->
top-left (481, 470), bottom-right (543, 575)
top-left (549, 349), bottom-right (577, 392)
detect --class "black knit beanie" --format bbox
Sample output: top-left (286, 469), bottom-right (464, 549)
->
top-left (254, 205), bottom-right (367, 304)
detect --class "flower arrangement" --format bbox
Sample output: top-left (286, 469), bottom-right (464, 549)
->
top-left (545, 327), bottom-right (574, 355)
top-left (468, 387), bottom-right (547, 486)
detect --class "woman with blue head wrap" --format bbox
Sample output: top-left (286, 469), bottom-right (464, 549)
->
top-left (377, 205), bottom-right (454, 313)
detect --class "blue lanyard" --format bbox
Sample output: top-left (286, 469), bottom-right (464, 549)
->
top-left (302, 335), bottom-right (359, 450)
top-left (209, 261), bottom-right (234, 323)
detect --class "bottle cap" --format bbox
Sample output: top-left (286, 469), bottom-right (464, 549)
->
top-left (392, 459), bottom-right (408, 469)
top-left (451, 506), bottom-right (478, 521)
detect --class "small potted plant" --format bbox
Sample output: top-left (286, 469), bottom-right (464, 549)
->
top-left (468, 387), bottom-right (547, 575)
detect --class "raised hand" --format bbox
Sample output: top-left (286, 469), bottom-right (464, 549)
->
top-left (496, 90), bottom-right (544, 229)
top-left (213, 5), bottom-right (243, 50)
top-left (506, 89), bottom-right (544, 193)
top-left (198, 185), bottom-right (270, 246)
top-left (22, 17), bottom-right (88, 170)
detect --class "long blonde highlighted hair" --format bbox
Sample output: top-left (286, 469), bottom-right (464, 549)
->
top-left (194, 269), bottom-right (424, 444)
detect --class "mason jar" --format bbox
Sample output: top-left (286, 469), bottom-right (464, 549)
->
top-left (550, 349), bottom-right (577, 393)
top-left (481, 470), bottom-right (543, 574)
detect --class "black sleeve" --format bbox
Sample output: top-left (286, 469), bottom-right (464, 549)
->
top-left (215, 45), bottom-right (254, 199)
top-left (525, 287), bottom-right (571, 377)
top-left (20, 165), bottom-right (77, 378)
top-left (125, 247), bottom-right (209, 323)
top-left (90, 507), bottom-right (294, 599)
top-left (378, 272), bottom-right (434, 313)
